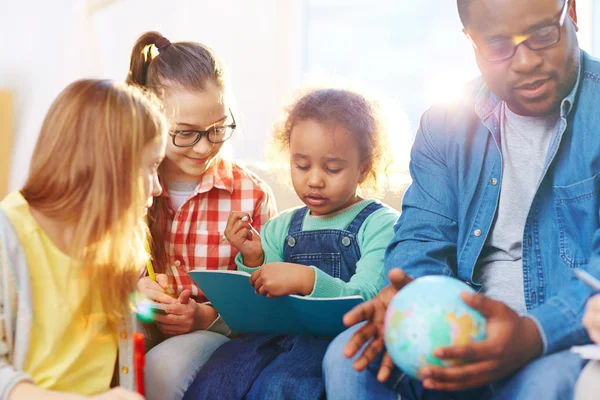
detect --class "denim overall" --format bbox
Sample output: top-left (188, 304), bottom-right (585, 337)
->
top-left (283, 201), bottom-right (382, 282)
top-left (184, 202), bottom-right (383, 400)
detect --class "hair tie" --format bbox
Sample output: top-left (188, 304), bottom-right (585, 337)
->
top-left (155, 37), bottom-right (171, 53)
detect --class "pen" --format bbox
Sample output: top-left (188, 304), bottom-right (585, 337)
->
top-left (573, 269), bottom-right (600, 291)
top-left (241, 215), bottom-right (261, 238)
top-left (221, 215), bottom-right (260, 242)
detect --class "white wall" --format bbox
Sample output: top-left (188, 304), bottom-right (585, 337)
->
top-left (1, 0), bottom-right (599, 192)
top-left (0, 0), bottom-right (86, 191)
top-left (578, 0), bottom-right (595, 52)
top-left (594, 0), bottom-right (600, 55)
top-left (0, 0), bottom-right (304, 191)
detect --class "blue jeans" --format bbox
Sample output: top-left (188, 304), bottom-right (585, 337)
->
top-left (144, 329), bottom-right (229, 400)
top-left (183, 334), bottom-right (330, 400)
top-left (323, 324), bottom-right (587, 400)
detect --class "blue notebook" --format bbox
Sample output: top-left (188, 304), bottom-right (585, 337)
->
top-left (189, 270), bottom-right (364, 337)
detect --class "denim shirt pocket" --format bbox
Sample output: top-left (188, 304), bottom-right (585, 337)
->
top-left (289, 252), bottom-right (342, 278)
top-left (554, 173), bottom-right (600, 268)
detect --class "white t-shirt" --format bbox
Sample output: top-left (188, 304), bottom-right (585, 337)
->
top-left (166, 180), bottom-right (199, 211)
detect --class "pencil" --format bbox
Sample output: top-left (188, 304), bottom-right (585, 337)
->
top-left (146, 259), bottom-right (156, 281)
top-left (144, 240), bottom-right (156, 281)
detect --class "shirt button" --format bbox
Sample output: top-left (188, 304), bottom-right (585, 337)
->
top-left (287, 237), bottom-right (296, 247)
top-left (121, 366), bottom-right (129, 374)
top-left (342, 237), bottom-right (351, 247)
top-left (174, 260), bottom-right (181, 267)
top-left (119, 331), bottom-right (127, 339)
top-left (491, 178), bottom-right (498, 186)
top-left (474, 229), bottom-right (482, 237)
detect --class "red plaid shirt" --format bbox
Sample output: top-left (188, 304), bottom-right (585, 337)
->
top-left (162, 158), bottom-right (277, 302)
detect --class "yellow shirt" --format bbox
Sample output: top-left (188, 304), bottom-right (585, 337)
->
top-left (0, 192), bottom-right (117, 395)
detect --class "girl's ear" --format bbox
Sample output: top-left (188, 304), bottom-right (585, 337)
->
top-left (358, 161), bottom-right (371, 184)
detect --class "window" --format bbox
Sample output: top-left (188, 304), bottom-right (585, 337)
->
top-left (304, 0), bottom-right (599, 138)
top-left (305, 0), bottom-right (480, 138)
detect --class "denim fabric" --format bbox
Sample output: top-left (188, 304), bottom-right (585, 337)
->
top-left (183, 203), bottom-right (382, 399)
top-left (489, 348), bottom-right (586, 399)
top-left (284, 202), bottom-right (383, 282)
top-left (323, 324), bottom-right (586, 400)
top-left (144, 330), bottom-right (229, 400)
top-left (184, 334), bottom-right (330, 400)
top-left (384, 51), bottom-right (600, 354)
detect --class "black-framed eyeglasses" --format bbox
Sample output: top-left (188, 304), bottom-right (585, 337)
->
top-left (465, 0), bottom-right (570, 62)
top-left (169, 109), bottom-right (236, 147)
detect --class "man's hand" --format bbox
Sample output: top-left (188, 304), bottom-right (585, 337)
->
top-left (154, 290), bottom-right (218, 335)
top-left (224, 211), bottom-right (264, 267)
top-left (342, 269), bottom-right (413, 382)
top-left (250, 262), bottom-right (315, 297)
top-left (583, 294), bottom-right (600, 344)
top-left (419, 292), bottom-right (543, 391)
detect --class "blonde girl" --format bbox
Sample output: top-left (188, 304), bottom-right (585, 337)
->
top-left (0, 79), bottom-right (167, 399)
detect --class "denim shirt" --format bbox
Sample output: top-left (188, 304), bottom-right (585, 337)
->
top-left (385, 50), bottom-right (600, 355)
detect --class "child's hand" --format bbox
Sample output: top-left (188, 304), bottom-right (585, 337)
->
top-left (137, 274), bottom-right (175, 304)
top-left (250, 262), bottom-right (315, 297)
top-left (418, 292), bottom-right (543, 391)
top-left (224, 211), bottom-right (264, 267)
top-left (342, 269), bottom-right (413, 381)
top-left (154, 289), bottom-right (219, 335)
top-left (583, 295), bottom-right (600, 344)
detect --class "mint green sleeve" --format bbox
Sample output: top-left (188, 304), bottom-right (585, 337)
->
top-left (236, 208), bottom-right (297, 273)
top-left (307, 206), bottom-right (400, 300)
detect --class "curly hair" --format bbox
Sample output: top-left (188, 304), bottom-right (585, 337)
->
top-left (271, 88), bottom-right (393, 196)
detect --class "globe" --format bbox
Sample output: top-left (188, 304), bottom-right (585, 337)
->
top-left (384, 275), bottom-right (487, 380)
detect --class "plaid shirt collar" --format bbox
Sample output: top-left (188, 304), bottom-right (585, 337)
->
top-left (196, 157), bottom-right (234, 195)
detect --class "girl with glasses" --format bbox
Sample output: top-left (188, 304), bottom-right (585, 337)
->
top-left (125, 31), bottom-right (277, 400)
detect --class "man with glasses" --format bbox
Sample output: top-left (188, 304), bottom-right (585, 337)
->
top-left (323, 0), bottom-right (598, 398)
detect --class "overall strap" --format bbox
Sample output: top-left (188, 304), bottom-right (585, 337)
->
top-left (345, 201), bottom-right (384, 235)
top-left (288, 207), bottom-right (309, 235)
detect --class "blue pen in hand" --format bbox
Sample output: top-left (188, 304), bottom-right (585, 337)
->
top-left (573, 269), bottom-right (600, 292)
